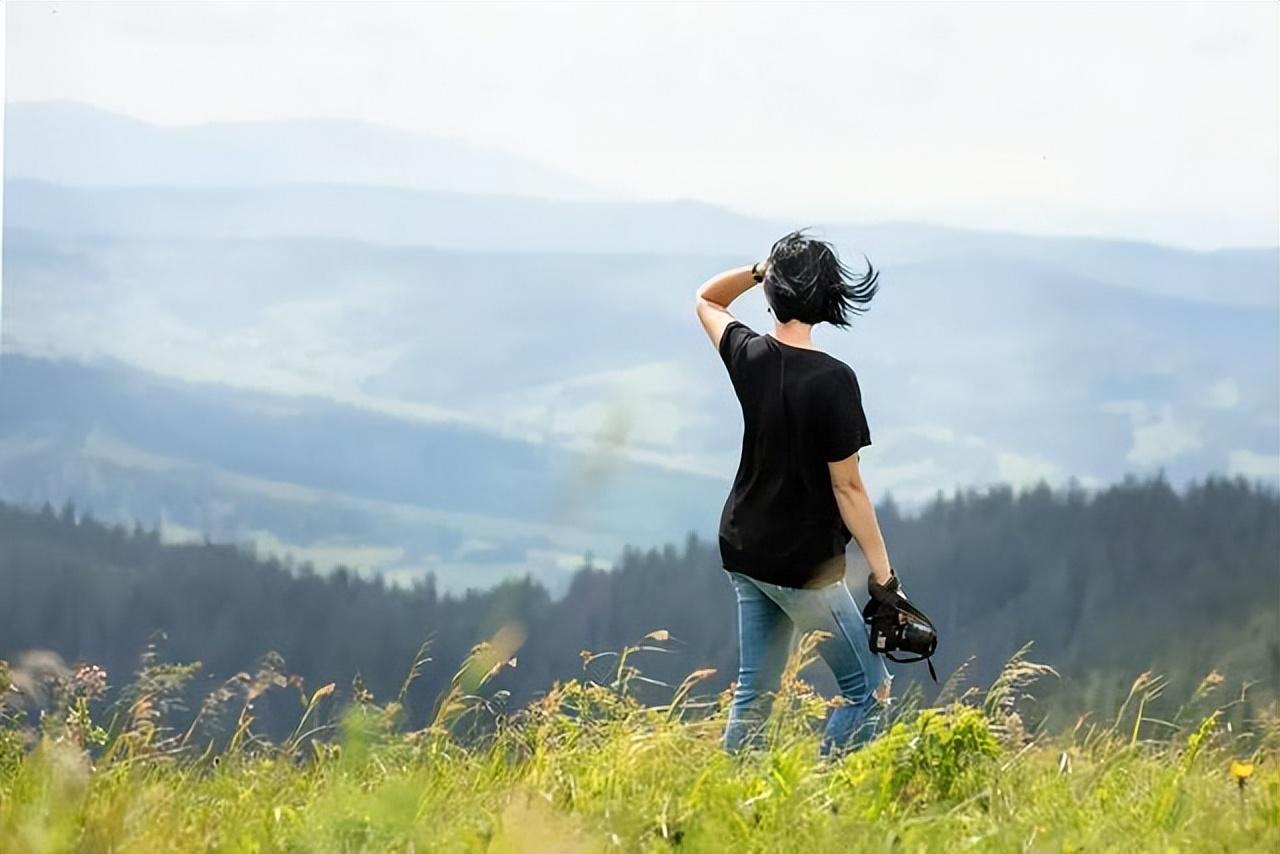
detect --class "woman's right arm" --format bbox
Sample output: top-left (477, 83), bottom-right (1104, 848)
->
top-left (828, 452), bottom-right (893, 585)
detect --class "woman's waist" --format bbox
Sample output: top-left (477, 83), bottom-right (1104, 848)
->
top-left (725, 497), bottom-right (842, 529)
top-left (720, 519), bottom-right (847, 554)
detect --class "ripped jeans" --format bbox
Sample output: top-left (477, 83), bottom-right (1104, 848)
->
top-left (722, 570), bottom-right (892, 757)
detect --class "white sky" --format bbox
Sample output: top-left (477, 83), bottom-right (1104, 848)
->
top-left (5, 0), bottom-right (1279, 249)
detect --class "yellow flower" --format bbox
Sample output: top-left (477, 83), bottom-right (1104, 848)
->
top-left (1230, 759), bottom-right (1254, 783)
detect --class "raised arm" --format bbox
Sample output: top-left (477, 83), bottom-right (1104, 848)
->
top-left (694, 260), bottom-right (769, 350)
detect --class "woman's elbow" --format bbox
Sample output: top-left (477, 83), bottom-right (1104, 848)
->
top-left (827, 456), bottom-right (866, 495)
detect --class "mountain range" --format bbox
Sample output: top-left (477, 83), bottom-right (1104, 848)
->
top-left (2, 100), bottom-right (1276, 593)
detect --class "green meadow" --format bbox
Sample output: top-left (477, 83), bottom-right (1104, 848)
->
top-left (2, 631), bottom-right (1275, 853)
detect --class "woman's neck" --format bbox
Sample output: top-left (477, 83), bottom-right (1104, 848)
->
top-left (769, 322), bottom-right (817, 350)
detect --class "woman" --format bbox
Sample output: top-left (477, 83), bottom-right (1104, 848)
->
top-left (693, 228), bottom-right (899, 758)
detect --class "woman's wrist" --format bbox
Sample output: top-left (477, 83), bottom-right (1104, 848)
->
top-left (751, 259), bottom-right (769, 283)
top-left (868, 568), bottom-right (900, 595)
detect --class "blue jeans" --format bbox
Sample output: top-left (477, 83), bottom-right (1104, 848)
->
top-left (722, 570), bottom-right (892, 757)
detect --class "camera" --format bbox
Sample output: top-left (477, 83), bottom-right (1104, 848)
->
top-left (862, 572), bottom-right (939, 681)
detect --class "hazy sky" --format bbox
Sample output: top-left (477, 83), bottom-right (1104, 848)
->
top-left (6, 1), bottom-right (1279, 248)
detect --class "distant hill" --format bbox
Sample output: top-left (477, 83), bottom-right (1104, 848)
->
top-left (4, 222), bottom-right (1275, 485)
top-left (3, 218), bottom-right (1276, 586)
top-left (7, 178), bottom-right (1277, 309)
top-left (0, 353), bottom-right (724, 595)
top-left (4, 100), bottom-right (608, 199)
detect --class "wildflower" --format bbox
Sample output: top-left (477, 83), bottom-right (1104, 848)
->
top-left (1230, 758), bottom-right (1254, 793)
top-left (71, 664), bottom-right (108, 700)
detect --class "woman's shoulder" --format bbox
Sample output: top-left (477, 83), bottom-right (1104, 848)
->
top-left (820, 359), bottom-right (863, 396)
top-left (820, 356), bottom-right (857, 379)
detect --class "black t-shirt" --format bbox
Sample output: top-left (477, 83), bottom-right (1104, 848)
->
top-left (717, 320), bottom-right (871, 588)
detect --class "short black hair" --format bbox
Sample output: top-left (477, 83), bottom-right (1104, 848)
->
top-left (762, 228), bottom-right (879, 328)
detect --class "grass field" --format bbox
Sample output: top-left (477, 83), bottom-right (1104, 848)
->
top-left (1, 631), bottom-right (1276, 853)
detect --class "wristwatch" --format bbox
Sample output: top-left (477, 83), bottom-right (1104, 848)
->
top-left (751, 261), bottom-right (765, 283)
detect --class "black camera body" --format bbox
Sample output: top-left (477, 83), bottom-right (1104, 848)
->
top-left (862, 573), bottom-right (940, 681)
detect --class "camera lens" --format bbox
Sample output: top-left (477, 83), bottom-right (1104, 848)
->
top-left (900, 620), bottom-right (936, 653)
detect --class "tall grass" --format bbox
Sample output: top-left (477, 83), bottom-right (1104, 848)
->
top-left (0, 628), bottom-right (1275, 852)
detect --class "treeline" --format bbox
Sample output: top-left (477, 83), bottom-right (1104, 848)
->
top-left (1, 475), bottom-right (1276, 735)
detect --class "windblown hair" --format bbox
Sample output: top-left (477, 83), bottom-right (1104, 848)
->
top-left (762, 228), bottom-right (879, 328)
